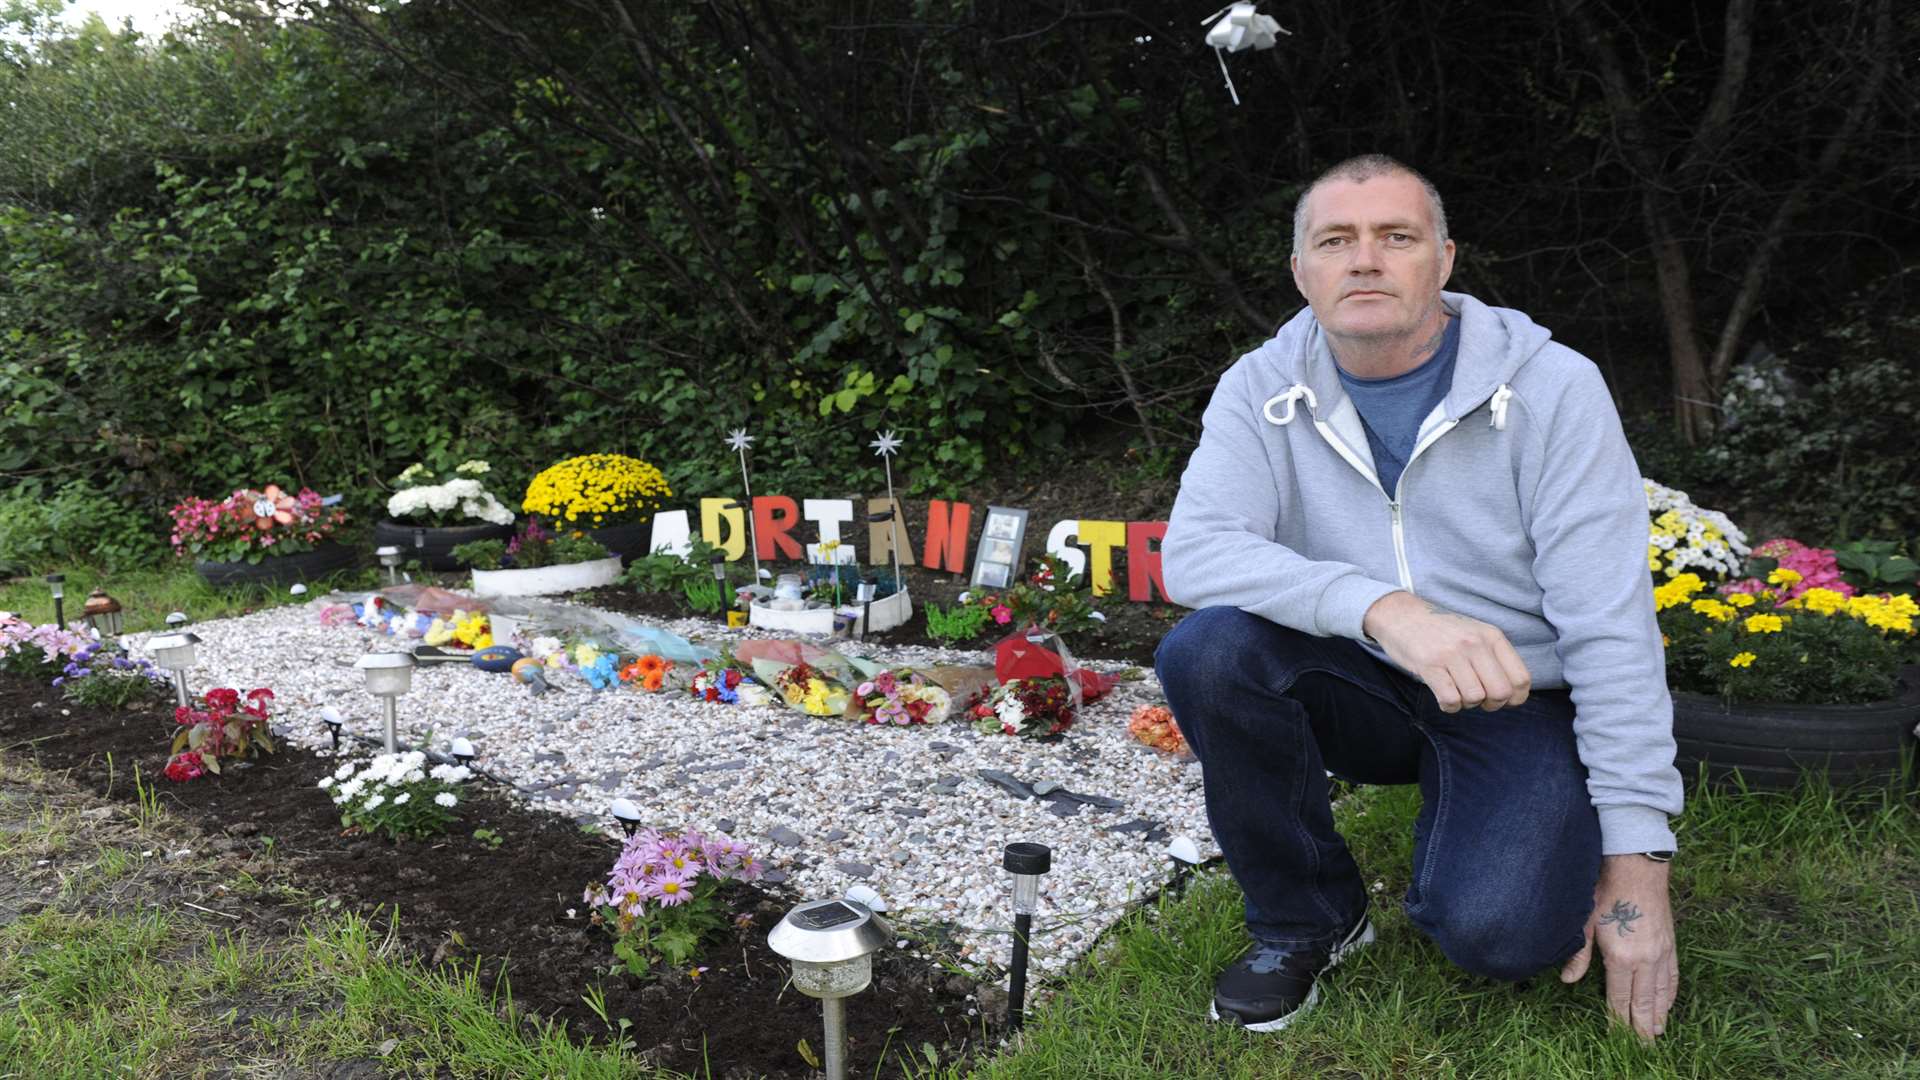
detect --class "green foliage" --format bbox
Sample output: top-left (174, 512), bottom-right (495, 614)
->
top-left (924, 601), bottom-right (992, 646)
top-left (681, 576), bottom-right (725, 615)
top-left (619, 537), bottom-right (724, 595)
top-left (1835, 540), bottom-right (1918, 595)
top-left (0, 480), bottom-right (167, 573)
top-left (448, 539), bottom-right (506, 571)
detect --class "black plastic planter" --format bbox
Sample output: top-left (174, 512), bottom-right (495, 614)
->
top-left (371, 519), bottom-right (516, 571)
top-left (1671, 669), bottom-right (1919, 790)
top-left (194, 542), bottom-right (358, 588)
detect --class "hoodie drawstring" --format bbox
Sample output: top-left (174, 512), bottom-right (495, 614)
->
top-left (1263, 384), bottom-right (1318, 426)
top-left (1489, 384), bottom-right (1513, 430)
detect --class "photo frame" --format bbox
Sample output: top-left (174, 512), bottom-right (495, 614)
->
top-left (969, 505), bottom-right (1029, 589)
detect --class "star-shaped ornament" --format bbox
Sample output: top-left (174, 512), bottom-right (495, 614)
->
top-left (869, 430), bottom-right (903, 458)
top-left (724, 429), bottom-right (755, 453)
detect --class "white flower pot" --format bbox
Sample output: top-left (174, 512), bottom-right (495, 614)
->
top-left (747, 587), bottom-right (912, 636)
top-left (470, 556), bottom-right (624, 598)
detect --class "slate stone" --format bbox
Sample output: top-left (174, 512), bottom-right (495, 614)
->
top-left (928, 742), bottom-right (959, 753)
top-left (822, 829), bottom-right (849, 842)
top-left (689, 758), bottom-right (748, 774)
top-left (678, 752), bottom-right (704, 765)
top-left (716, 818), bottom-right (737, 833)
top-left (907, 832), bottom-right (929, 844)
top-left (534, 751), bottom-right (566, 765)
top-left (882, 751), bottom-right (902, 765)
top-left (836, 861), bottom-right (875, 878)
top-left (767, 826), bottom-right (803, 847)
top-left (762, 869), bottom-right (790, 884)
top-left (928, 783), bottom-right (960, 797)
top-left (891, 806), bottom-right (929, 819)
top-left (1032, 780), bottom-right (1063, 795)
top-left (1046, 800), bottom-right (1083, 817)
top-left (536, 723), bottom-right (557, 735)
top-left (1107, 818), bottom-right (1158, 834)
top-left (633, 754), bottom-right (669, 772)
top-left (978, 769), bottom-right (1034, 799)
top-left (595, 772), bottom-right (623, 792)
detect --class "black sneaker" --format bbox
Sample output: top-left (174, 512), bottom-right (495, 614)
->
top-left (1209, 911), bottom-right (1374, 1032)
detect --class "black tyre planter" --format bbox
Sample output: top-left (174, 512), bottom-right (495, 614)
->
top-left (194, 542), bottom-right (358, 588)
top-left (372, 519), bottom-right (516, 571)
top-left (1672, 669), bottom-right (1919, 790)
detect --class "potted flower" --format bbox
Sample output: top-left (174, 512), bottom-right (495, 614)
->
top-left (454, 517), bottom-right (624, 597)
top-left (373, 460), bottom-right (517, 570)
top-left (1654, 546), bottom-right (1919, 789)
top-left (521, 454), bottom-right (672, 564)
top-left (169, 485), bottom-right (352, 586)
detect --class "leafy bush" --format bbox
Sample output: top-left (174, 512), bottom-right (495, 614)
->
top-left (621, 538), bottom-right (726, 595)
top-left (925, 601), bottom-right (992, 646)
top-left (0, 480), bottom-right (167, 573)
top-left (451, 518), bottom-right (606, 570)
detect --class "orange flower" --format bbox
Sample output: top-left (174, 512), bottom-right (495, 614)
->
top-left (636, 654), bottom-right (667, 678)
top-left (1128, 704), bottom-right (1188, 755)
top-left (618, 660), bottom-right (646, 684)
top-left (642, 669), bottom-right (666, 692)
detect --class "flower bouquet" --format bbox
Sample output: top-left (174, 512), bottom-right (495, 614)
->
top-left (962, 555), bottom-right (1105, 637)
top-left (584, 827), bottom-right (761, 973)
top-left (1657, 569), bottom-right (1916, 704)
top-left (386, 460), bottom-right (515, 527)
top-left (622, 653), bottom-right (675, 692)
top-left (169, 485), bottom-right (347, 565)
top-left (854, 669), bottom-right (953, 726)
top-left (166, 687), bottom-right (277, 780)
top-left (973, 677), bottom-right (1076, 739)
top-left (688, 663), bottom-right (750, 703)
top-left (1128, 704), bottom-right (1190, 755)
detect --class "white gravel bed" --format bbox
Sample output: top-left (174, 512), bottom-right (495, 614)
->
top-left (128, 600), bottom-right (1219, 976)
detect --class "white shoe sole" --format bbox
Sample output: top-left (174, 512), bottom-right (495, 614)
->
top-left (1210, 917), bottom-right (1375, 1032)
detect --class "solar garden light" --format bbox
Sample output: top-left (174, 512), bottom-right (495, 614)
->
top-left (708, 550), bottom-right (727, 584)
top-left (82, 588), bottom-right (124, 640)
top-left (856, 577), bottom-right (878, 640)
top-left (354, 652), bottom-right (416, 753)
top-left (767, 898), bottom-right (891, 1080)
top-left (45, 574), bottom-right (65, 628)
top-left (411, 526), bottom-right (427, 553)
top-left (289, 582), bottom-right (308, 597)
top-left (375, 545), bottom-right (404, 585)
top-left (450, 736), bottom-right (476, 768)
top-left (319, 706), bottom-right (345, 752)
top-left (608, 797), bottom-right (643, 838)
top-left (1002, 841), bottom-right (1052, 1034)
top-left (147, 631), bottom-right (202, 709)
top-left (165, 611), bottom-right (189, 630)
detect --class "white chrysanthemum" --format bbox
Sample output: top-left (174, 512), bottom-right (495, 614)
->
top-left (995, 694), bottom-right (1026, 728)
top-left (317, 776), bottom-right (335, 789)
top-left (388, 475), bottom-right (514, 525)
top-left (363, 794), bottom-right (386, 811)
top-left (392, 792), bottom-right (411, 806)
top-left (334, 762), bottom-right (356, 780)
top-left (456, 460), bottom-right (491, 475)
top-left (434, 792), bottom-right (457, 808)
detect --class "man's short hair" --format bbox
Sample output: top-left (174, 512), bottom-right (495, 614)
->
top-left (1291, 154), bottom-right (1449, 257)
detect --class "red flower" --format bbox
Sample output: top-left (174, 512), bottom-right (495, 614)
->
top-left (164, 751), bottom-right (207, 783)
top-left (174, 706), bottom-right (196, 726)
top-left (204, 688), bottom-right (240, 713)
top-left (246, 688), bottom-right (274, 705)
top-left (722, 669), bottom-right (743, 689)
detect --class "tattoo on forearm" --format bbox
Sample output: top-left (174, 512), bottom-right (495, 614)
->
top-left (1598, 900), bottom-right (1643, 937)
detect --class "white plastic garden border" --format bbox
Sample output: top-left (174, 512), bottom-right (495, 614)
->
top-left (470, 556), bottom-right (624, 598)
top-left (748, 587), bottom-right (912, 636)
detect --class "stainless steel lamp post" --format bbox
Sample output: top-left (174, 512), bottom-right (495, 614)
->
top-left (354, 652), bottom-right (416, 753)
top-left (767, 898), bottom-right (891, 1080)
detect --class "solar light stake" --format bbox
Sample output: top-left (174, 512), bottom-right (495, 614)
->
top-left (148, 632), bottom-right (201, 710)
top-left (45, 574), bottom-right (65, 628)
top-left (319, 706), bottom-right (345, 752)
top-left (608, 798), bottom-right (643, 838)
top-left (450, 737), bottom-right (475, 768)
top-left (165, 611), bottom-right (189, 630)
top-left (856, 577), bottom-right (877, 640)
top-left (709, 551), bottom-right (727, 583)
top-left (411, 527), bottom-right (427, 553)
top-left (375, 546), bottom-right (404, 585)
top-left (768, 899), bottom-right (890, 1080)
top-left (1003, 841), bottom-right (1052, 1033)
top-left (354, 652), bottom-right (416, 753)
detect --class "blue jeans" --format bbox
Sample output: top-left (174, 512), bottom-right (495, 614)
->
top-left (1156, 607), bottom-right (1600, 981)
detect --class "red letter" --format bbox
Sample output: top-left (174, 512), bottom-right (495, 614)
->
top-left (1127, 521), bottom-right (1169, 602)
top-left (921, 500), bottom-right (973, 573)
top-left (752, 495), bottom-right (803, 561)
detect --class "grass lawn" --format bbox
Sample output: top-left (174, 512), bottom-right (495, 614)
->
top-left (0, 563), bottom-right (378, 636)
top-left (959, 777), bottom-right (1919, 1079)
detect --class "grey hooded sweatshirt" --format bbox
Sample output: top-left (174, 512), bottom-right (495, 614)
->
top-left (1163, 290), bottom-right (1681, 855)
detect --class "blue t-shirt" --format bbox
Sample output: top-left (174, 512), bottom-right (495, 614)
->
top-left (1335, 316), bottom-right (1460, 498)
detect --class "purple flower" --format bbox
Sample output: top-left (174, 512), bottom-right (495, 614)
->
top-left (642, 868), bottom-right (696, 907)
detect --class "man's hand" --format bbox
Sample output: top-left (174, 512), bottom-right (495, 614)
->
top-left (1362, 591), bottom-right (1533, 711)
top-left (1559, 855), bottom-right (1679, 1039)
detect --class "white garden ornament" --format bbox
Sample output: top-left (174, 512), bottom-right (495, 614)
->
top-left (1201, 2), bottom-right (1291, 106)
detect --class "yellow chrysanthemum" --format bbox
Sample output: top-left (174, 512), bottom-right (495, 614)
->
top-left (1743, 614), bottom-right (1784, 634)
top-left (1726, 592), bottom-right (1756, 608)
top-left (1729, 652), bottom-right (1756, 668)
top-left (522, 454), bottom-right (671, 524)
top-left (1767, 568), bottom-right (1803, 587)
